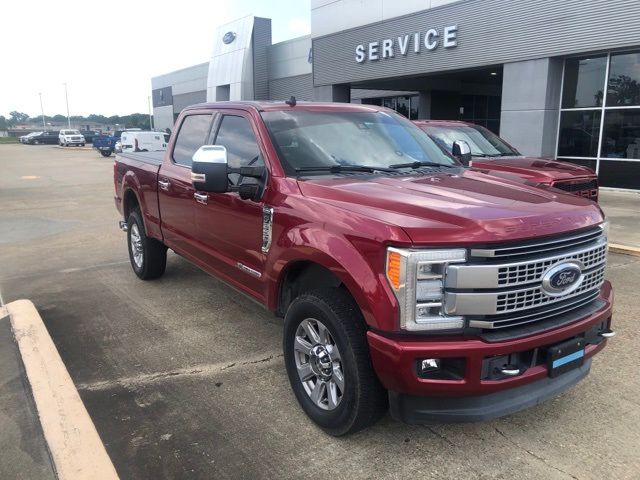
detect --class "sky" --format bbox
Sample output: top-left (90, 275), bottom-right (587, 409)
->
top-left (0, 0), bottom-right (311, 119)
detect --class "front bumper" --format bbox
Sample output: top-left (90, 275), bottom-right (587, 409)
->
top-left (368, 281), bottom-right (613, 422)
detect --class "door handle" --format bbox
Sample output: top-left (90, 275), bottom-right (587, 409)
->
top-left (194, 192), bottom-right (208, 205)
top-left (158, 180), bottom-right (170, 191)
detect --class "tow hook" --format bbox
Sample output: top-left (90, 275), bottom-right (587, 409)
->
top-left (118, 221), bottom-right (128, 232)
top-left (599, 329), bottom-right (616, 338)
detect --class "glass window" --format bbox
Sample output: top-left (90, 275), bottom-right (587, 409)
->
top-left (562, 56), bottom-right (607, 108)
top-left (261, 110), bottom-right (457, 175)
top-left (214, 115), bottom-right (263, 185)
top-left (607, 51), bottom-right (640, 106)
top-left (172, 114), bottom-right (212, 167)
top-left (597, 159), bottom-right (640, 189)
top-left (409, 95), bottom-right (419, 120)
top-left (396, 96), bottom-right (410, 118)
top-left (382, 97), bottom-right (396, 110)
top-left (423, 125), bottom-right (519, 157)
top-left (601, 109), bottom-right (640, 159)
top-left (558, 110), bottom-right (602, 158)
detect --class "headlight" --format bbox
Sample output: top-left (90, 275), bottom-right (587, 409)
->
top-left (386, 247), bottom-right (467, 332)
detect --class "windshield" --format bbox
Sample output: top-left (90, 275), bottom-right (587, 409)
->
top-left (261, 110), bottom-right (458, 175)
top-left (422, 125), bottom-right (520, 157)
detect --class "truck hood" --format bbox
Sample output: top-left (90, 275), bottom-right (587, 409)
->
top-left (470, 156), bottom-right (596, 183)
top-left (296, 169), bottom-right (603, 245)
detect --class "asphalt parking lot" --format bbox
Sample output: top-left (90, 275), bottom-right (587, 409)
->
top-left (1, 143), bottom-right (639, 479)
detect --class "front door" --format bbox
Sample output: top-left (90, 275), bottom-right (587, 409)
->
top-left (193, 112), bottom-right (267, 300)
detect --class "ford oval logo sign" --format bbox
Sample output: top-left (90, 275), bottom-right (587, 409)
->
top-left (222, 31), bottom-right (236, 44)
top-left (541, 261), bottom-right (584, 297)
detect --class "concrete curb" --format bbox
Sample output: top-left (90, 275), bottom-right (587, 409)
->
top-left (6, 299), bottom-right (119, 480)
top-left (609, 243), bottom-right (640, 257)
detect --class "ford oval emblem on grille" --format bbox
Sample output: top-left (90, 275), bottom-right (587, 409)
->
top-left (541, 261), bottom-right (584, 297)
top-left (222, 31), bottom-right (236, 44)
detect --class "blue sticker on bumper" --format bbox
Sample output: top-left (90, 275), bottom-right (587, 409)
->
top-left (552, 349), bottom-right (585, 369)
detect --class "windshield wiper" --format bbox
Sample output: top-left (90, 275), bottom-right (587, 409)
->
top-left (295, 164), bottom-right (394, 174)
top-left (389, 160), bottom-right (455, 169)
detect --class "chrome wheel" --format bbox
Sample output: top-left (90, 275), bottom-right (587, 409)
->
top-left (294, 318), bottom-right (344, 411)
top-left (130, 223), bottom-right (144, 268)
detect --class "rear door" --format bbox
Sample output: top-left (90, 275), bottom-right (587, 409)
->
top-left (158, 112), bottom-right (214, 258)
top-left (193, 111), bottom-right (267, 299)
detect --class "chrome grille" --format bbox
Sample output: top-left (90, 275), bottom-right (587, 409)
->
top-left (497, 241), bottom-right (607, 286)
top-left (445, 224), bottom-right (608, 330)
top-left (495, 268), bottom-right (605, 313)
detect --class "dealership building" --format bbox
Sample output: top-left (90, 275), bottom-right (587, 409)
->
top-left (152, 0), bottom-right (640, 189)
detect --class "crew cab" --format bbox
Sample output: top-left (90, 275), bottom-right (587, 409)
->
top-left (114, 102), bottom-right (614, 435)
top-left (59, 129), bottom-right (86, 147)
top-left (414, 120), bottom-right (599, 202)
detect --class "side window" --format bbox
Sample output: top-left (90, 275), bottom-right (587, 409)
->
top-left (172, 114), bottom-right (213, 167)
top-left (214, 115), bottom-right (263, 184)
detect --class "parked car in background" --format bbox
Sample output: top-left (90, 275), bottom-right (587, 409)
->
top-left (114, 101), bottom-right (613, 435)
top-left (80, 130), bottom-right (100, 144)
top-left (120, 131), bottom-right (168, 152)
top-left (414, 120), bottom-right (600, 202)
top-left (59, 129), bottom-right (86, 147)
top-left (20, 131), bottom-right (42, 143)
top-left (93, 128), bottom-right (141, 157)
top-left (24, 131), bottom-right (59, 145)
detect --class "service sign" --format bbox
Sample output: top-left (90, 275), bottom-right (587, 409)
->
top-left (355, 25), bottom-right (458, 63)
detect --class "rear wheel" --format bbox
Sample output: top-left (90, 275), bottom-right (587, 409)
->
top-left (283, 288), bottom-right (387, 436)
top-left (100, 150), bottom-right (112, 157)
top-left (126, 208), bottom-right (167, 280)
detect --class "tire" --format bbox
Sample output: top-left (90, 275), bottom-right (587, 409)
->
top-left (283, 288), bottom-right (387, 436)
top-left (59, 141), bottom-right (63, 146)
top-left (80, 143), bottom-right (85, 147)
top-left (100, 150), bottom-right (112, 157)
top-left (126, 208), bottom-right (167, 280)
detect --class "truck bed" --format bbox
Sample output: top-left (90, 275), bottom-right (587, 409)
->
top-left (117, 151), bottom-right (164, 166)
top-left (115, 151), bottom-right (165, 239)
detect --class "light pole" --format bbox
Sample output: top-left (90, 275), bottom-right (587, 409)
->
top-left (63, 83), bottom-right (71, 128)
top-left (38, 92), bottom-right (46, 130)
top-left (148, 96), bottom-right (154, 130)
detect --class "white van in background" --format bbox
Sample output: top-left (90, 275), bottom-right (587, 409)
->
top-left (120, 131), bottom-right (169, 152)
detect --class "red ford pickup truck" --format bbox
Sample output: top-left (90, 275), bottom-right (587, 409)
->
top-left (414, 120), bottom-right (599, 202)
top-left (114, 101), bottom-right (614, 435)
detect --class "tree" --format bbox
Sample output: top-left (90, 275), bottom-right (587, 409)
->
top-left (9, 111), bottom-right (29, 125)
top-left (0, 116), bottom-right (7, 130)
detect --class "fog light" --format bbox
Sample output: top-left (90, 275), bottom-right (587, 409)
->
top-left (420, 358), bottom-right (441, 373)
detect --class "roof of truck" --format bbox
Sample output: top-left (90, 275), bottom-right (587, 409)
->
top-left (184, 101), bottom-right (389, 113)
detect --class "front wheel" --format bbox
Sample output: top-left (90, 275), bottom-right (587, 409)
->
top-left (283, 288), bottom-right (387, 436)
top-left (126, 208), bottom-right (167, 280)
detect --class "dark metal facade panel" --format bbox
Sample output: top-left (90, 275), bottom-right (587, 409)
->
top-left (312, 0), bottom-right (640, 86)
top-left (152, 87), bottom-right (173, 108)
top-left (172, 91), bottom-right (207, 113)
top-left (269, 74), bottom-right (315, 101)
top-left (253, 17), bottom-right (273, 100)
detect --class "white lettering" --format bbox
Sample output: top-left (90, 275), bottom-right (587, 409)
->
top-left (369, 41), bottom-right (379, 60)
top-left (397, 35), bottom-right (409, 55)
top-left (355, 25), bottom-right (459, 63)
top-left (425, 28), bottom-right (439, 50)
top-left (444, 25), bottom-right (458, 47)
top-left (382, 39), bottom-right (394, 58)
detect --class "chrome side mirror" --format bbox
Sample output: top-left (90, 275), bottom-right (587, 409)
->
top-left (452, 140), bottom-right (472, 165)
top-left (191, 145), bottom-right (229, 193)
